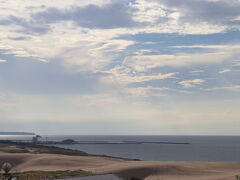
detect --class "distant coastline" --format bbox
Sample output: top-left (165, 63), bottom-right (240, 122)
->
top-left (0, 132), bottom-right (35, 135)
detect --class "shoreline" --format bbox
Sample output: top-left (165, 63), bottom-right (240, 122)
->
top-left (0, 140), bottom-right (140, 161)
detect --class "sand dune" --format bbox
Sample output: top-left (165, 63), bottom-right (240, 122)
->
top-left (1, 151), bottom-right (240, 179)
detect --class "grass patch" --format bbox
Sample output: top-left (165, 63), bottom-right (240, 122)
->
top-left (0, 140), bottom-right (138, 160)
top-left (0, 141), bottom-right (88, 156)
top-left (8, 170), bottom-right (93, 180)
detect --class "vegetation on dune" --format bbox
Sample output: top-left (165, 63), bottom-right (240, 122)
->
top-left (0, 141), bottom-right (139, 161)
top-left (0, 170), bottom-right (92, 180)
top-left (0, 140), bottom-right (88, 156)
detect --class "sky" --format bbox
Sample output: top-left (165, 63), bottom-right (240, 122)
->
top-left (0, 0), bottom-right (240, 135)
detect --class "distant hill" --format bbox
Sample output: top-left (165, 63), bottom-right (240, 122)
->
top-left (0, 132), bottom-right (35, 135)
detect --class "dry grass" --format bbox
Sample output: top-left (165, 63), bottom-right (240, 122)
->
top-left (0, 170), bottom-right (92, 180)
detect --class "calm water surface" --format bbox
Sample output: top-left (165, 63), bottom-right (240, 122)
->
top-left (1, 135), bottom-right (240, 161)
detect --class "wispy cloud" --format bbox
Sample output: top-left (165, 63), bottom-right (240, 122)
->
top-left (126, 86), bottom-right (168, 97)
top-left (191, 70), bottom-right (205, 73)
top-left (219, 69), bottom-right (232, 74)
top-left (0, 44), bottom-right (48, 62)
top-left (0, 59), bottom-right (7, 62)
top-left (103, 66), bottom-right (178, 85)
top-left (206, 85), bottom-right (240, 91)
top-left (178, 79), bottom-right (205, 88)
top-left (122, 52), bottom-right (232, 72)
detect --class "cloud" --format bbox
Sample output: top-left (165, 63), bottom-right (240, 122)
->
top-left (191, 70), bottom-right (205, 74)
top-left (129, 0), bottom-right (230, 34)
top-left (0, 59), bottom-right (7, 63)
top-left (178, 79), bottom-right (205, 88)
top-left (130, 0), bottom-right (171, 23)
top-left (126, 86), bottom-right (168, 97)
top-left (219, 69), bottom-right (232, 74)
top-left (206, 85), bottom-right (240, 91)
top-left (33, 3), bottom-right (139, 29)
top-left (103, 65), bottom-right (178, 85)
top-left (233, 62), bottom-right (240, 67)
top-left (57, 38), bottom-right (135, 72)
top-left (158, 0), bottom-right (240, 27)
top-left (0, 44), bottom-right (48, 62)
top-left (0, 16), bottom-right (49, 34)
top-left (122, 52), bottom-right (232, 72)
top-left (172, 44), bottom-right (240, 50)
top-left (135, 49), bottom-right (159, 55)
top-left (2, 0), bottom-right (231, 38)
top-left (1, 0), bottom-right (239, 40)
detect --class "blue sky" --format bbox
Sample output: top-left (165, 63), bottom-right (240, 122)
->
top-left (0, 0), bottom-right (240, 135)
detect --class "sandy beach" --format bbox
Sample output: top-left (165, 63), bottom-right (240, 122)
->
top-left (1, 143), bottom-right (240, 180)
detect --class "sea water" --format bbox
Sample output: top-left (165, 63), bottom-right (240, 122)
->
top-left (1, 135), bottom-right (240, 161)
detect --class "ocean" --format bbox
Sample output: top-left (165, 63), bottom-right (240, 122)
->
top-left (1, 135), bottom-right (240, 161)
